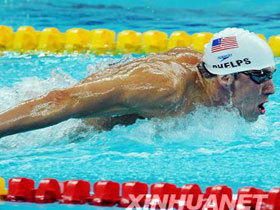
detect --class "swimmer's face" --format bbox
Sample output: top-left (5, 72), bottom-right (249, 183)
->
top-left (231, 68), bottom-right (276, 121)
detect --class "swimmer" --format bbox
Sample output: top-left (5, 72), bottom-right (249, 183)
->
top-left (0, 28), bottom-right (276, 137)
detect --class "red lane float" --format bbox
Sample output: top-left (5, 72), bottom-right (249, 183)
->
top-left (149, 183), bottom-right (178, 209)
top-left (6, 177), bottom-right (35, 202)
top-left (177, 184), bottom-right (203, 209)
top-left (89, 181), bottom-right (120, 206)
top-left (118, 181), bottom-right (148, 208)
top-left (262, 187), bottom-right (280, 210)
top-left (204, 185), bottom-right (233, 210)
top-left (1, 176), bottom-right (280, 210)
top-left (61, 180), bottom-right (90, 204)
top-left (35, 178), bottom-right (61, 203)
top-left (235, 187), bottom-right (267, 210)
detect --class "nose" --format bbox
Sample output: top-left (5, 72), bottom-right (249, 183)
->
top-left (262, 79), bottom-right (275, 95)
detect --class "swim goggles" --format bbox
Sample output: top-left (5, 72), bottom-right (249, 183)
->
top-left (241, 67), bottom-right (276, 84)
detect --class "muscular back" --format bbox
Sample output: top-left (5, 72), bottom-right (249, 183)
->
top-left (82, 48), bottom-right (204, 130)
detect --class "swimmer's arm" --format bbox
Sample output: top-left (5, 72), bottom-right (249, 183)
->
top-left (0, 71), bottom-right (173, 138)
top-left (0, 90), bottom-right (74, 138)
top-left (0, 79), bottom-right (126, 138)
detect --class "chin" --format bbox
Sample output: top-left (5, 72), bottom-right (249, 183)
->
top-left (238, 109), bottom-right (259, 122)
top-left (243, 113), bottom-right (259, 122)
top-left (245, 116), bottom-right (259, 122)
top-left (234, 105), bottom-right (261, 122)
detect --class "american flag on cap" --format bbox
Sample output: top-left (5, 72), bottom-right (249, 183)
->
top-left (211, 36), bottom-right (238, 53)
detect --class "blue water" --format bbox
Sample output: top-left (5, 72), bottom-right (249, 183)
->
top-left (1, 0), bottom-right (280, 209)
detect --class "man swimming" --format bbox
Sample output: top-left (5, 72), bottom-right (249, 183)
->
top-left (0, 28), bottom-right (276, 138)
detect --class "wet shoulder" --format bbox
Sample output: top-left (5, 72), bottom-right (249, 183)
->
top-left (165, 47), bottom-right (203, 67)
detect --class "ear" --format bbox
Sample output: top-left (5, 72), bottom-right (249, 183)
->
top-left (216, 74), bottom-right (235, 89)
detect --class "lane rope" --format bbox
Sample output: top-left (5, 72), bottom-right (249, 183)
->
top-left (0, 177), bottom-right (279, 209)
top-left (0, 26), bottom-right (279, 56)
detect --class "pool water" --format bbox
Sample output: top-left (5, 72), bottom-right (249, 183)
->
top-left (0, 0), bottom-right (280, 209)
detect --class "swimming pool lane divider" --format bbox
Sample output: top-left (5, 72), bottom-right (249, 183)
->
top-left (0, 25), bottom-right (280, 57)
top-left (0, 177), bottom-right (280, 209)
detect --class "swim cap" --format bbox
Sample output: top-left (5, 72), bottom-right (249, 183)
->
top-left (203, 28), bottom-right (275, 75)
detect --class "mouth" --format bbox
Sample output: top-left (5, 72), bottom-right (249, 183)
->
top-left (257, 101), bottom-right (268, 115)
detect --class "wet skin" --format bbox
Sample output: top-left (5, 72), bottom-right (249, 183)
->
top-left (0, 48), bottom-right (276, 137)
